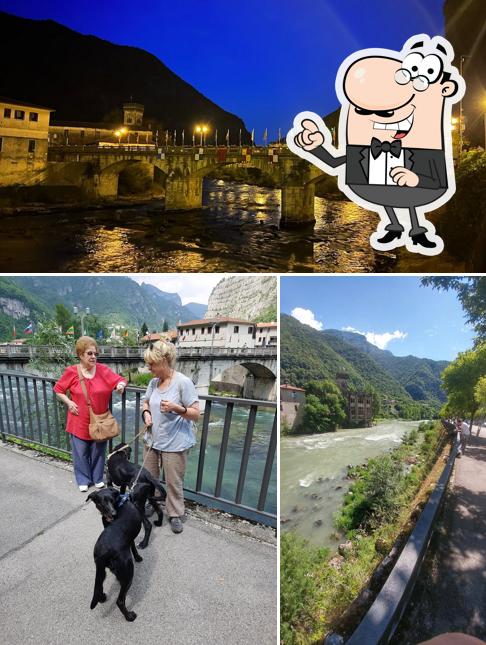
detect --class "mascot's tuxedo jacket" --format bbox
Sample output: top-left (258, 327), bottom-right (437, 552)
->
top-left (311, 144), bottom-right (448, 190)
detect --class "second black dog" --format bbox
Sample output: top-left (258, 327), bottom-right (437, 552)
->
top-left (107, 443), bottom-right (166, 531)
top-left (87, 487), bottom-right (143, 621)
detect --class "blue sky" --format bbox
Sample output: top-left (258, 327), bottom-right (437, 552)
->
top-left (280, 276), bottom-right (474, 361)
top-left (0, 0), bottom-right (445, 143)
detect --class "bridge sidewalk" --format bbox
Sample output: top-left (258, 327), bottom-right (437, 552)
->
top-left (0, 443), bottom-right (277, 645)
top-left (393, 426), bottom-right (486, 643)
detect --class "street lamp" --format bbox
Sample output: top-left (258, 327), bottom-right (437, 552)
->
top-left (195, 125), bottom-right (209, 147)
top-left (115, 128), bottom-right (127, 146)
top-left (459, 54), bottom-right (470, 157)
top-left (74, 306), bottom-right (90, 336)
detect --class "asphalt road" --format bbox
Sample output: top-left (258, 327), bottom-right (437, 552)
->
top-left (393, 426), bottom-right (486, 643)
top-left (0, 443), bottom-right (277, 645)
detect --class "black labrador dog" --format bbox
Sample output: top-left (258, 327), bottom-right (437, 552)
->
top-left (87, 486), bottom-right (144, 621)
top-left (107, 443), bottom-right (166, 525)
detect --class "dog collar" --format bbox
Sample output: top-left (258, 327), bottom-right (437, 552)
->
top-left (116, 493), bottom-right (130, 509)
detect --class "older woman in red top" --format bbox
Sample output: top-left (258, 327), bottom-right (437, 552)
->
top-left (54, 336), bottom-right (127, 492)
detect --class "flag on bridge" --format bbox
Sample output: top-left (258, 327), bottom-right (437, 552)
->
top-left (251, 129), bottom-right (254, 146)
top-left (12, 325), bottom-right (16, 339)
top-left (226, 129), bottom-right (230, 146)
top-left (263, 128), bottom-right (268, 146)
top-left (65, 325), bottom-right (74, 336)
top-left (96, 330), bottom-right (103, 340)
top-left (23, 322), bottom-right (33, 334)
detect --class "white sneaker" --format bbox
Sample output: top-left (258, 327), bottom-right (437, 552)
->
top-left (95, 482), bottom-right (105, 489)
top-left (79, 485), bottom-right (88, 492)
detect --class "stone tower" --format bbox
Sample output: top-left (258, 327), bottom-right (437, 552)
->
top-left (123, 102), bottom-right (144, 126)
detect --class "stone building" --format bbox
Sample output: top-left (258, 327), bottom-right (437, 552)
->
top-left (336, 372), bottom-right (373, 427)
top-left (280, 384), bottom-right (305, 431)
top-left (255, 322), bottom-right (277, 347)
top-left (48, 102), bottom-right (154, 147)
top-left (177, 317), bottom-right (259, 349)
top-left (0, 97), bottom-right (54, 185)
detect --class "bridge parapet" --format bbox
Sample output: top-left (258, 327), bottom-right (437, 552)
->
top-left (0, 344), bottom-right (276, 361)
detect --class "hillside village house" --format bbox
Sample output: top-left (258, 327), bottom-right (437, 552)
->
top-left (0, 97), bottom-right (54, 185)
top-left (280, 384), bottom-right (305, 431)
top-left (336, 372), bottom-right (373, 426)
top-left (48, 102), bottom-right (154, 148)
top-left (140, 330), bottom-right (177, 345)
top-left (177, 318), bottom-right (277, 350)
top-left (255, 322), bottom-right (277, 347)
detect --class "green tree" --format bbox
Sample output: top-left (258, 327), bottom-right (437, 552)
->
top-left (141, 322), bottom-right (148, 337)
top-left (475, 375), bottom-right (486, 416)
top-left (26, 318), bottom-right (74, 376)
top-left (54, 303), bottom-right (73, 333)
top-left (162, 320), bottom-right (169, 332)
top-left (441, 343), bottom-right (486, 428)
top-left (302, 380), bottom-right (347, 433)
top-left (422, 277), bottom-right (486, 341)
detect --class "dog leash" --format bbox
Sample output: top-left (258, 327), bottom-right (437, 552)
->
top-left (129, 440), bottom-right (154, 492)
top-left (106, 425), bottom-right (150, 461)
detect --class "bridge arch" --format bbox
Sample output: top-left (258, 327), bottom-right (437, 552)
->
top-left (212, 361), bottom-right (276, 400)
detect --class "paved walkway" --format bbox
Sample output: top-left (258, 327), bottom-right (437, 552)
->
top-left (393, 426), bottom-right (486, 643)
top-left (0, 443), bottom-right (277, 645)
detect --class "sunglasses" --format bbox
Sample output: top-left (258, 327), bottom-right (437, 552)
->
top-left (86, 351), bottom-right (99, 357)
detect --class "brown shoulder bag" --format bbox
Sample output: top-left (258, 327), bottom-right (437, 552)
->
top-left (77, 365), bottom-right (119, 442)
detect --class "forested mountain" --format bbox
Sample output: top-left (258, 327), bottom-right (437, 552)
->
top-left (324, 329), bottom-right (448, 403)
top-left (281, 315), bottom-right (447, 416)
top-left (0, 277), bottom-right (206, 339)
top-left (0, 11), bottom-right (250, 141)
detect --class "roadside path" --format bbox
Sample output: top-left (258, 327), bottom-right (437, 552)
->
top-left (393, 426), bottom-right (486, 643)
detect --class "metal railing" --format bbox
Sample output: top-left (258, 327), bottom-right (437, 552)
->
top-left (344, 436), bottom-right (458, 644)
top-left (0, 370), bottom-right (277, 527)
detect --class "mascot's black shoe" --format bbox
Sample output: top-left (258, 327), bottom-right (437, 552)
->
top-left (411, 232), bottom-right (436, 249)
top-left (376, 230), bottom-right (402, 244)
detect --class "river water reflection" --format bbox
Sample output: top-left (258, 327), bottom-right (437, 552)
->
top-left (0, 180), bottom-right (394, 272)
top-left (280, 420), bottom-right (420, 547)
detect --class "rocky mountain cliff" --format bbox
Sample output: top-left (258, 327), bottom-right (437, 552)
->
top-left (205, 276), bottom-right (277, 322)
top-left (0, 11), bottom-right (251, 141)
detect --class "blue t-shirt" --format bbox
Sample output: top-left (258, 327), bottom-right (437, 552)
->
top-left (143, 372), bottom-right (198, 452)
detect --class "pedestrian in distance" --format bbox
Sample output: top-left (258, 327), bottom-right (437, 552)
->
top-left (456, 418), bottom-right (471, 457)
top-left (54, 336), bottom-right (127, 491)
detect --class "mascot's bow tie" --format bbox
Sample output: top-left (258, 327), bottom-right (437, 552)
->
top-left (370, 137), bottom-right (402, 159)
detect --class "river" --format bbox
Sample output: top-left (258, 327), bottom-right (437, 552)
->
top-left (280, 420), bottom-right (420, 547)
top-left (0, 179), bottom-right (394, 273)
top-left (113, 395), bottom-right (277, 515)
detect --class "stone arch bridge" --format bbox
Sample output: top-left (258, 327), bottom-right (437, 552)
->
top-left (46, 145), bottom-right (324, 226)
top-left (0, 345), bottom-right (277, 400)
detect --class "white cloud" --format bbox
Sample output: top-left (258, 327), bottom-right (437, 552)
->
top-left (130, 274), bottom-right (222, 305)
top-left (342, 326), bottom-right (407, 350)
top-left (291, 307), bottom-right (323, 330)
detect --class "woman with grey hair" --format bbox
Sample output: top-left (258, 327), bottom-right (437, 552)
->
top-left (141, 340), bottom-right (199, 534)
